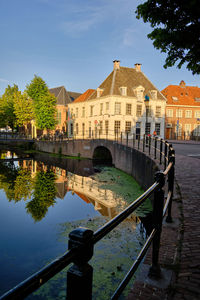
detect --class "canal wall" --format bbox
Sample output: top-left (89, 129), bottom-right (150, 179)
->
top-left (35, 140), bottom-right (159, 192)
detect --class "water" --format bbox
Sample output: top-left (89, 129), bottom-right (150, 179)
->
top-left (0, 149), bottom-right (152, 299)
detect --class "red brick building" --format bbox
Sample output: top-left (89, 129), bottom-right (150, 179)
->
top-left (162, 81), bottom-right (200, 140)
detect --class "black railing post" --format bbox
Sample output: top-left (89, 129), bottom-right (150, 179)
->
top-left (166, 149), bottom-right (175, 223)
top-left (126, 132), bottom-right (128, 146)
top-left (149, 135), bottom-right (151, 155)
top-left (164, 141), bottom-right (168, 169)
top-left (121, 132), bottom-right (122, 144)
top-left (149, 171), bottom-right (165, 279)
top-left (143, 134), bottom-right (145, 152)
top-left (160, 139), bottom-right (163, 165)
top-left (67, 228), bottom-right (94, 300)
top-left (154, 137), bottom-right (157, 159)
top-left (138, 134), bottom-right (140, 150)
top-left (133, 133), bottom-right (135, 148)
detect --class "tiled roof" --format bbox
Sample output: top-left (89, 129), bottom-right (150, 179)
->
top-left (49, 86), bottom-right (81, 106)
top-left (161, 82), bottom-right (200, 106)
top-left (73, 89), bottom-right (95, 103)
top-left (87, 66), bottom-right (165, 101)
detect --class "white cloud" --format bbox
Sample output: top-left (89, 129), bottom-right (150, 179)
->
top-left (0, 78), bottom-right (9, 83)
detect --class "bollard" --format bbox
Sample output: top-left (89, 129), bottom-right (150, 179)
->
top-left (67, 228), bottom-right (94, 300)
top-left (149, 171), bottom-right (165, 279)
top-left (166, 149), bottom-right (175, 223)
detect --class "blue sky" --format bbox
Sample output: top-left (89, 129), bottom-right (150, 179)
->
top-left (0, 0), bottom-right (199, 95)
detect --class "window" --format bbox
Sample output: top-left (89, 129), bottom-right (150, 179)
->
top-left (97, 88), bottom-right (103, 98)
top-left (105, 120), bottom-right (109, 135)
top-left (136, 86), bottom-right (144, 101)
top-left (176, 109), bottom-right (182, 118)
top-left (193, 124), bottom-right (200, 136)
top-left (57, 111), bottom-right (61, 125)
top-left (90, 105), bottom-right (94, 116)
top-left (106, 102), bottom-right (109, 111)
top-left (100, 103), bottom-right (103, 115)
top-left (185, 124), bottom-right (191, 135)
top-left (70, 123), bottom-right (73, 135)
top-left (155, 106), bottom-right (161, 118)
top-left (115, 102), bottom-right (121, 114)
top-left (76, 123), bottom-right (78, 135)
top-left (125, 121), bottom-right (131, 133)
top-left (145, 122), bottom-right (151, 135)
top-left (126, 103), bottom-right (132, 115)
top-left (155, 123), bottom-right (161, 135)
top-left (82, 123), bottom-right (85, 136)
top-left (99, 121), bottom-right (103, 135)
top-left (195, 110), bottom-right (200, 118)
top-left (89, 121), bottom-right (91, 138)
top-left (172, 96), bottom-right (178, 101)
top-left (151, 90), bottom-right (157, 100)
top-left (185, 110), bottom-right (192, 118)
top-left (166, 109), bottom-right (173, 117)
top-left (120, 87), bottom-right (127, 96)
top-left (146, 105), bottom-right (152, 117)
top-left (76, 108), bottom-right (78, 118)
top-left (114, 121), bottom-right (120, 134)
top-left (82, 107), bottom-right (85, 117)
top-left (176, 123), bottom-right (182, 136)
top-left (195, 97), bottom-right (200, 102)
top-left (136, 105), bottom-right (142, 117)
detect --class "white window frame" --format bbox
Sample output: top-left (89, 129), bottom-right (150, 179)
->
top-left (115, 102), bottom-right (121, 115)
top-left (166, 109), bottom-right (173, 118)
top-left (185, 110), bottom-right (192, 118)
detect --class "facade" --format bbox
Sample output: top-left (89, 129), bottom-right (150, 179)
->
top-left (49, 86), bottom-right (81, 134)
top-left (31, 86), bottom-right (81, 138)
top-left (68, 61), bottom-right (166, 139)
top-left (162, 81), bottom-right (200, 140)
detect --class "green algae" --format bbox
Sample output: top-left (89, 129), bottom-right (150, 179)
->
top-left (30, 167), bottom-right (152, 299)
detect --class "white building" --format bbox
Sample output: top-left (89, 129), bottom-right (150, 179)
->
top-left (68, 61), bottom-right (166, 139)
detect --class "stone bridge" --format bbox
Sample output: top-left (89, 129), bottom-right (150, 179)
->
top-left (35, 139), bottom-right (159, 192)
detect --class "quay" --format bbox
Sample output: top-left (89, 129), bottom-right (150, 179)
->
top-left (128, 140), bottom-right (200, 300)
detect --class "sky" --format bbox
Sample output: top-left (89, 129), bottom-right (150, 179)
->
top-left (0, 0), bottom-right (199, 95)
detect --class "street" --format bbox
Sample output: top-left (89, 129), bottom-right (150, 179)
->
top-left (170, 141), bottom-right (200, 159)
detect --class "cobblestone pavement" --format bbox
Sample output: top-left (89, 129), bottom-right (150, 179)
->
top-left (127, 142), bottom-right (200, 300)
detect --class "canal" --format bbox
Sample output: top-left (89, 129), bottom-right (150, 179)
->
top-left (0, 147), bottom-right (152, 299)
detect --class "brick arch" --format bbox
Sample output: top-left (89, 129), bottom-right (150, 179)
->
top-left (92, 146), bottom-right (113, 164)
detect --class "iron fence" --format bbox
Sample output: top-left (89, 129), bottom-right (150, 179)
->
top-left (0, 135), bottom-right (175, 300)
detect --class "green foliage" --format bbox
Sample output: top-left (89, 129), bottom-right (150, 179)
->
top-left (13, 91), bottom-right (34, 127)
top-left (14, 169), bottom-right (34, 202)
top-left (0, 84), bottom-right (18, 130)
top-left (26, 75), bottom-right (57, 130)
top-left (136, 0), bottom-right (200, 74)
top-left (26, 170), bottom-right (57, 222)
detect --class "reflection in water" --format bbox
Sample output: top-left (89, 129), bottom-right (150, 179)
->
top-left (0, 153), bottom-right (141, 222)
top-left (0, 150), bottom-right (153, 299)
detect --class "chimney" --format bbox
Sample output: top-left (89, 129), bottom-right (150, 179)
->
top-left (113, 60), bottom-right (120, 70)
top-left (179, 80), bottom-right (186, 88)
top-left (135, 63), bottom-right (141, 72)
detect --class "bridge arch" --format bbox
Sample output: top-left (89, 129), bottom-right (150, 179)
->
top-left (93, 146), bottom-right (112, 164)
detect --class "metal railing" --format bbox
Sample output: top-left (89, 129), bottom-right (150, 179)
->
top-left (0, 135), bottom-right (175, 300)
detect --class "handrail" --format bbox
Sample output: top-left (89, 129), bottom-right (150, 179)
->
top-left (0, 136), bottom-right (175, 300)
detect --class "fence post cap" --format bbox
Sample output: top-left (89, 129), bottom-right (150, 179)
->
top-left (155, 171), bottom-right (165, 188)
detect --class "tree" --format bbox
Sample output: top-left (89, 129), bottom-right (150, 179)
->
top-left (136, 0), bottom-right (200, 74)
top-left (26, 75), bottom-right (57, 130)
top-left (14, 91), bottom-right (34, 129)
top-left (0, 84), bottom-right (18, 130)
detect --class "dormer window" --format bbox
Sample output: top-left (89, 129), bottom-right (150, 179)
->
top-left (172, 96), bottom-right (178, 101)
top-left (97, 88), bottom-right (104, 98)
top-left (134, 85), bottom-right (145, 102)
top-left (120, 87), bottom-right (127, 96)
top-left (151, 90), bottom-right (157, 100)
